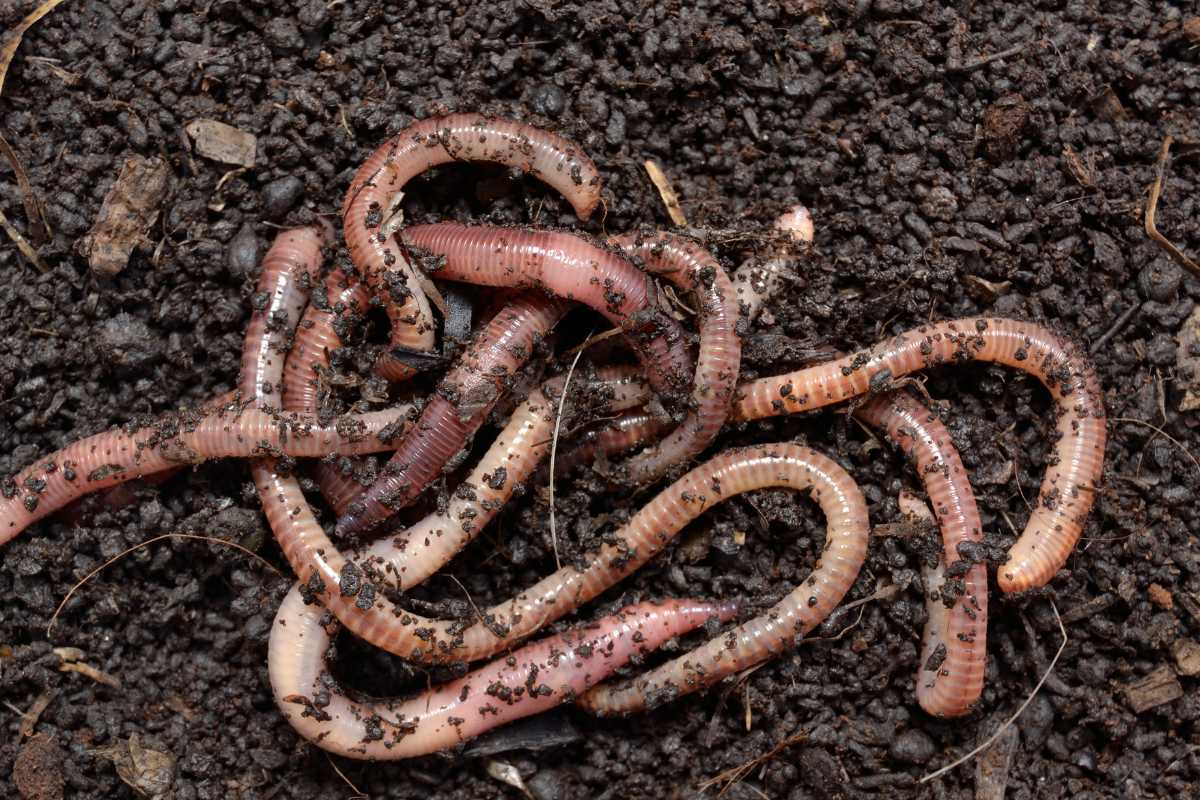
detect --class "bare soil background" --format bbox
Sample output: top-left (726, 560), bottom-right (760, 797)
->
top-left (2, 1), bottom-right (1200, 798)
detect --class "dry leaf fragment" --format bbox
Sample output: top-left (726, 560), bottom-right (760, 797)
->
top-left (76, 156), bottom-right (171, 277)
top-left (184, 118), bottom-right (257, 168)
top-left (92, 734), bottom-right (176, 799)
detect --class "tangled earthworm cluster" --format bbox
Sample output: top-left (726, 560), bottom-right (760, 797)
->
top-left (0, 114), bottom-right (1107, 760)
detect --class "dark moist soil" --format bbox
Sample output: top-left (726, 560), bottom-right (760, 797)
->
top-left (2, 1), bottom-right (1199, 798)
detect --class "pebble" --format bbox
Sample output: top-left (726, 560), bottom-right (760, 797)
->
top-left (889, 728), bottom-right (936, 765)
top-left (100, 313), bottom-right (162, 375)
top-left (227, 222), bottom-right (261, 277)
top-left (261, 175), bottom-right (305, 220)
top-left (530, 84), bottom-right (566, 118)
top-left (1138, 258), bottom-right (1181, 303)
top-left (264, 17), bottom-right (303, 54)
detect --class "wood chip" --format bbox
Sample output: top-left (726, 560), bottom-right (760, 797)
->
top-left (17, 691), bottom-right (56, 738)
top-left (1148, 582), bottom-right (1174, 610)
top-left (1177, 306), bottom-right (1200, 412)
top-left (76, 156), bottom-right (171, 277)
top-left (184, 118), bottom-right (256, 168)
top-left (1059, 592), bottom-right (1115, 624)
top-left (1145, 135), bottom-right (1200, 279)
top-left (0, 0), bottom-right (69, 98)
top-left (59, 661), bottom-right (121, 688)
top-left (91, 734), bottom-right (175, 800)
top-left (1123, 665), bottom-right (1183, 713)
top-left (0, 207), bottom-right (48, 272)
top-left (643, 159), bottom-right (688, 226)
top-left (1172, 639), bottom-right (1200, 677)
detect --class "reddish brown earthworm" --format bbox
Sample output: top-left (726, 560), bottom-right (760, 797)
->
top-left (857, 391), bottom-right (986, 718)
top-left (732, 204), bottom-right (814, 322)
top-left (343, 444), bottom-right (868, 666)
top-left (343, 114), bottom-right (602, 376)
top-left (269, 596), bottom-right (734, 760)
top-left (402, 223), bottom-right (693, 405)
top-left (573, 444), bottom-right (869, 715)
top-left (550, 410), bottom-right (672, 476)
top-left (0, 401), bottom-right (415, 545)
top-left (282, 268), bottom-right (373, 412)
top-left (612, 232), bottom-right (740, 483)
top-left (260, 369), bottom-right (653, 661)
top-left (335, 292), bottom-right (571, 537)
top-left (732, 317), bottom-right (1106, 593)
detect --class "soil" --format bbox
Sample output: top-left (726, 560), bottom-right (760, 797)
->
top-left (2, 1), bottom-right (1199, 798)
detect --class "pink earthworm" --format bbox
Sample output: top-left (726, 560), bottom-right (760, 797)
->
top-left (0, 401), bottom-right (416, 545)
top-left (340, 443), bottom-right (869, 666)
top-left (856, 390), bottom-right (986, 718)
top-left (269, 596), bottom-right (735, 760)
top-left (572, 444), bottom-right (869, 715)
top-left (335, 292), bottom-right (571, 537)
top-left (732, 317), bottom-right (1106, 594)
top-left (732, 204), bottom-right (814, 322)
top-left (550, 410), bottom-right (673, 476)
top-left (401, 223), bottom-right (693, 406)
top-left (612, 232), bottom-right (740, 483)
top-left (260, 368), bottom-right (653, 662)
top-left (343, 114), bottom-right (602, 376)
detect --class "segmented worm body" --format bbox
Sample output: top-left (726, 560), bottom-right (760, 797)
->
top-left (343, 114), bottom-right (602, 376)
top-left (613, 233), bottom-right (740, 483)
top-left (732, 204), bottom-right (814, 321)
top-left (269, 597), bottom-right (735, 760)
top-left (402, 223), bottom-right (692, 406)
top-left (857, 391), bottom-right (986, 718)
top-left (283, 268), bottom-right (373, 413)
top-left (336, 292), bottom-right (571, 537)
top-left (366, 444), bottom-right (869, 666)
top-left (550, 410), bottom-right (672, 476)
top-left (733, 318), bottom-right (1106, 593)
top-left (576, 444), bottom-right (869, 714)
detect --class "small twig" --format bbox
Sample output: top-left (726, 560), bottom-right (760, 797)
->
top-left (549, 334), bottom-right (591, 570)
top-left (1089, 302), bottom-right (1141, 354)
top-left (697, 731), bottom-right (808, 797)
top-left (1145, 135), bottom-right (1200, 278)
top-left (1112, 417), bottom-right (1200, 477)
top-left (920, 599), bottom-right (1067, 783)
top-left (643, 159), bottom-right (688, 226)
top-left (944, 41), bottom-right (1029, 74)
top-left (0, 0), bottom-right (69, 97)
top-left (48, 533), bottom-right (282, 634)
top-left (0, 131), bottom-right (50, 244)
top-left (7, 691), bottom-right (55, 738)
top-left (558, 327), bottom-right (620, 362)
top-left (325, 753), bottom-right (368, 800)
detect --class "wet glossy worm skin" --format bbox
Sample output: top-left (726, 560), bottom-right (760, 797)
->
top-left (550, 410), bottom-right (672, 476)
top-left (343, 114), bottom-right (602, 375)
top-left (335, 293), bottom-right (571, 537)
top-left (402, 223), bottom-right (693, 406)
top-left (269, 597), bottom-right (735, 760)
top-left (262, 370), bottom-right (653, 663)
top-left (0, 403), bottom-right (416, 545)
top-left (358, 444), bottom-right (868, 666)
top-left (612, 233), bottom-right (741, 483)
top-left (576, 444), bottom-right (870, 715)
top-left (732, 204), bottom-right (814, 321)
top-left (733, 317), bottom-right (1106, 594)
top-left (857, 391), bottom-right (986, 718)
top-left (283, 268), bottom-right (374, 413)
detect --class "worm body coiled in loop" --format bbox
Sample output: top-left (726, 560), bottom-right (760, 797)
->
top-left (576, 444), bottom-right (869, 714)
top-left (733, 317), bottom-right (1106, 593)
top-left (343, 114), bottom-right (602, 375)
top-left (402, 222), bottom-right (693, 407)
top-left (335, 292), bottom-right (571, 537)
top-left (857, 391), bottom-right (987, 718)
top-left (269, 596), bottom-right (735, 761)
top-left (612, 232), bottom-right (741, 484)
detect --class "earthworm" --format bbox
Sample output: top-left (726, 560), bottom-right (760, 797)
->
top-left (732, 317), bottom-right (1106, 593)
top-left (856, 390), bottom-right (986, 718)
top-left (732, 204), bottom-right (814, 322)
top-left (261, 369), bottom-right (653, 661)
top-left (612, 232), bottom-right (740, 483)
top-left (351, 444), bottom-right (869, 666)
top-left (269, 596), bottom-right (735, 760)
top-left (402, 223), bottom-right (693, 406)
top-left (335, 292), bottom-right (571, 537)
top-left (241, 226), bottom-right (330, 407)
top-left (550, 410), bottom-right (672, 476)
top-left (575, 444), bottom-right (869, 715)
top-left (343, 114), bottom-right (602, 376)
top-left (0, 401), bottom-right (416, 545)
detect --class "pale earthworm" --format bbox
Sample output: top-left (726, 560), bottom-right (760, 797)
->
top-left (732, 204), bottom-right (814, 322)
top-left (612, 232), bottom-right (741, 483)
top-left (0, 401), bottom-right (416, 545)
top-left (345, 444), bottom-right (869, 666)
top-left (732, 317), bottom-right (1106, 594)
top-left (335, 293), bottom-right (571, 537)
top-left (574, 444), bottom-right (869, 715)
top-left (343, 114), bottom-right (602, 377)
top-left (261, 369), bottom-right (653, 660)
top-left (269, 596), bottom-right (735, 760)
top-left (856, 390), bottom-right (986, 718)
top-left (401, 223), bottom-right (693, 406)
